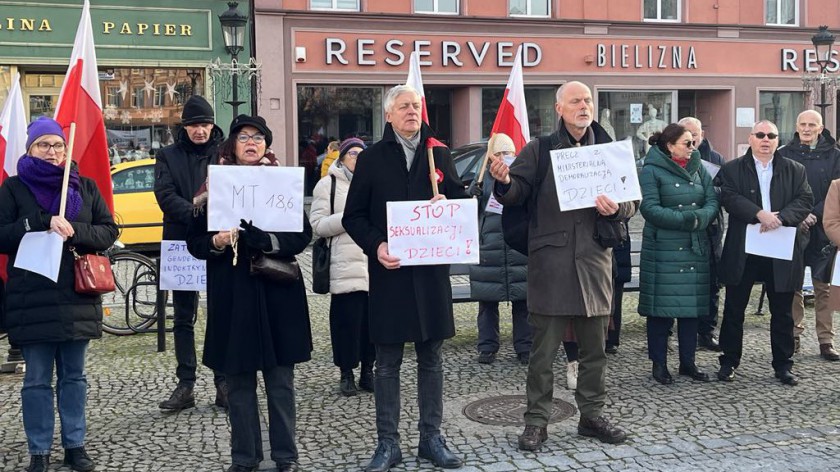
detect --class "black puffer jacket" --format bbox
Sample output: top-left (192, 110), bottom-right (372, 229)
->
top-left (469, 171), bottom-right (527, 302)
top-left (154, 125), bottom-right (224, 240)
top-left (0, 176), bottom-right (118, 345)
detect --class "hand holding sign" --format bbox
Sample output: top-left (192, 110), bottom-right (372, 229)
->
top-left (551, 140), bottom-right (641, 211)
top-left (387, 198), bottom-right (479, 266)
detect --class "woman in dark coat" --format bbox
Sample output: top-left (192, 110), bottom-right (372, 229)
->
top-left (187, 115), bottom-right (312, 472)
top-left (638, 123), bottom-right (718, 384)
top-left (0, 117), bottom-right (118, 472)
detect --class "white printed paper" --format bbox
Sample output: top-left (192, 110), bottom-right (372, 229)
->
top-left (550, 140), bottom-right (642, 211)
top-left (14, 231), bottom-right (64, 282)
top-left (831, 250), bottom-right (840, 286)
top-left (159, 240), bottom-right (206, 291)
top-left (700, 160), bottom-right (721, 179)
top-left (387, 199), bottom-right (479, 266)
top-left (744, 224), bottom-right (796, 260)
top-left (208, 166), bottom-right (304, 232)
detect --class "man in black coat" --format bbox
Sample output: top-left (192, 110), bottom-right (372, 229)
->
top-left (778, 110), bottom-right (840, 361)
top-left (343, 85), bottom-right (466, 472)
top-left (716, 120), bottom-right (813, 386)
top-left (154, 95), bottom-right (226, 410)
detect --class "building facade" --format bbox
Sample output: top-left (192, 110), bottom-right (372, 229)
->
top-left (256, 0), bottom-right (840, 172)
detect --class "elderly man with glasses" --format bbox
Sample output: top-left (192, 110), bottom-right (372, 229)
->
top-left (715, 120), bottom-right (813, 386)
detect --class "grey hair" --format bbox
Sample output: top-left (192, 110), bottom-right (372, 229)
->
top-left (752, 120), bottom-right (778, 133)
top-left (678, 116), bottom-right (702, 129)
top-left (555, 81), bottom-right (590, 103)
top-left (384, 85), bottom-right (420, 113)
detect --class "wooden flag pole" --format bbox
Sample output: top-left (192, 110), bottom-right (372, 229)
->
top-left (58, 122), bottom-right (77, 218)
top-left (427, 147), bottom-right (439, 196)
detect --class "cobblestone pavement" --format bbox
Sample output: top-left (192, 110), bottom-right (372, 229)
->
top-left (3, 239), bottom-right (840, 471)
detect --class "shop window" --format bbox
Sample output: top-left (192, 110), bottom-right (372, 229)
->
top-left (510, 0), bottom-right (549, 17)
top-left (759, 91), bottom-right (805, 145)
top-left (154, 85), bottom-right (167, 107)
top-left (132, 87), bottom-right (145, 108)
top-left (415, 0), bottom-right (459, 15)
top-left (766, 0), bottom-right (797, 26)
top-left (481, 87), bottom-right (555, 140)
top-left (598, 90), bottom-right (675, 166)
top-left (643, 0), bottom-right (679, 22)
top-left (310, 0), bottom-right (359, 10)
top-left (106, 87), bottom-right (123, 108)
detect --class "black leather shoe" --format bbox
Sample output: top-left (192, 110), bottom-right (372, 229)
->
top-left (63, 447), bottom-right (95, 472)
top-left (775, 370), bottom-right (799, 386)
top-left (364, 441), bottom-right (402, 472)
top-left (27, 454), bottom-right (49, 472)
top-left (516, 352), bottom-right (530, 365)
top-left (605, 344), bottom-right (618, 354)
top-left (226, 465), bottom-right (256, 472)
top-left (277, 461), bottom-right (301, 472)
top-left (159, 384), bottom-right (195, 411)
top-left (698, 333), bottom-right (722, 352)
top-left (417, 436), bottom-right (463, 469)
top-left (339, 370), bottom-right (358, 397)
top-left (477, 351), bottom-right (496, 364)
top-left (358, 365), bottom-right (375, 392)
top-left (578, 416), bottom-right (627, 444)
top-left (678, 364), bottom-right (711, 382)
top-left (517, 424), bottom-right (548, 451)
top-left (215, 382), bottom-right (229, 409)
top-left (652, 362), bottom-right (673, 384)
top-left (717, 365), bottom-right (736, 382)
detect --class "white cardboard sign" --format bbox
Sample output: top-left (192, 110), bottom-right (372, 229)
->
top-left (159, 240), bottom-right (206, 291)
top-left (386, 199), bottom-right (480, 266)
top-left (550, 140), bottom-right (641, 211)
top-left (208, 166), bottom-right (304, 232)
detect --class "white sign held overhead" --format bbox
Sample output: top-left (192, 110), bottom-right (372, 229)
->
top-left (550, 140), bottom-right (642, 211)
top-left (386, 199), bottom-right (480, 266)
top-left (159, 240), bottom-right (206, 291)
top-left (208, 166), bottom-right (304, 232)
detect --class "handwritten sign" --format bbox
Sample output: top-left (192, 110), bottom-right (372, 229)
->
top-left (550, 140), bottom-right (641, 211)
top-left (207, 166), bottom-right (304, 232)
top-left (159, 240), bottom-right (206, 291)
top-left (386, 199), bottom-right (479, 266)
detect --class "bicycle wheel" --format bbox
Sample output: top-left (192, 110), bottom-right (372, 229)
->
top-left (101, 251), bottom-right (161, 335)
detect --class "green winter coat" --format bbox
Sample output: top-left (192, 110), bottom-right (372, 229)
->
top-left (638, 146), bottom-right (719, 318)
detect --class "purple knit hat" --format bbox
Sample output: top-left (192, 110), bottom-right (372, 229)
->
top-left (339, 137), bottom-right (366, 160)
top-left (26, 117), bottom-right (66, 151)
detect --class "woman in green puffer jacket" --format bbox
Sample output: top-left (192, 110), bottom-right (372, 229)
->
top-left (638, 123), bottom-right (719, 385)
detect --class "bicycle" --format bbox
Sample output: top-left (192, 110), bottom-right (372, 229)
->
top-left (101, 242), bottom-right (166, 335)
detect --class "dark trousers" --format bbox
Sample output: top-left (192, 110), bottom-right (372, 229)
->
top-left (172, 290), bottom-right (224, 387)
top-left (646, 317), bottom-right (698, 366)
top-left (606, 283), bottom-right (625, 348)
top-left (699, 252), bottom-right (721, 336)
top-left (329, 291), bottom-right (375, 371)
top-left (564, 341), bottom-right (579, 362)
top-left (476, 300), bottom-right (532, 355)
top-left (226, 366), bottom-right (297, 467)
top-left (719, 256), bottom-right (795, 372)
top-left (374, 340), bottom-right (444, 444)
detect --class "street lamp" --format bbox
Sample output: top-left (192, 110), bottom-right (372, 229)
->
top-left (811, 25), bottom-right (836, 118)
top-left (218, 1), bottom-right (248, 115)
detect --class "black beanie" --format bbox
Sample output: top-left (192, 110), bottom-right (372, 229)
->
top-left (229, 114), bottom-right (273, 147)
top-left (181, 96), bottom-right (215, 125)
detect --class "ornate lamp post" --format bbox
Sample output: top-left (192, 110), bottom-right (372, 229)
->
top-left (811, 25), bottom-right (836, 119)
top-left (218, 2), bottom-right (248, 115)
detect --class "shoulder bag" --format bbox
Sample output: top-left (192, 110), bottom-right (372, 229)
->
top-left (72, 247), bottom-right (116, 295)
top-left (250, 253), bottom-right (300, 284)
top-left (312, 175), bottom-right (336, 294)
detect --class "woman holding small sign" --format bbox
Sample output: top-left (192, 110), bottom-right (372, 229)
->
top-left (187, 115), bottom-right (312, 472)
top-left (638, 123), bottom-right (719, 385)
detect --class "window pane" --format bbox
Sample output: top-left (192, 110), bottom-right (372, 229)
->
top-left (662, 0), bottom-right (677, 19)
top-left (597, 91), bottom-right (673, 166)
top-left (310, 0), bottom-right (333, 8)
top-left (759, 91), bottom-right (805, 144)
top-left (510, 0), bottom-right (527, 15)
top-left (481, 87), bottom-right (555, 139)
top-left (643, 0), bottom-right (657, 19)
top-left (415, 0), bottom-right (433, 12)
top-left (532, 0), bottom-right (549, 16)
top-left (337, 0), bottom-right (358, 9)
top-left (765, 0), bottom-right (777, 24)
top-left (781, 0), bottom-right (795, 24)
top-left (438, 0), bottom-right (458, 13)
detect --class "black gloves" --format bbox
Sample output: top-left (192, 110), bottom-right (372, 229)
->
top-left (239, 219), bottom-right (273, 252)
top-left (467, 180), bottom-right (483, 198)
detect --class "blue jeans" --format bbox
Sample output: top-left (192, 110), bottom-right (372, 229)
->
top-left (21, 340), bottom-right (89, 455)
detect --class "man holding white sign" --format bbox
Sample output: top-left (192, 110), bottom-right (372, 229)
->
top-left (343, 85), bottom-right (467, 472)
top-left (716, 120), bottom-right (813, 386)
top-left (490, 81), bottom-right (635, 450)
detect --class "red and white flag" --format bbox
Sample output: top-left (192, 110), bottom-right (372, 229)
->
top-left (54, 0), bottom-right (113, 212)
top-left (406, 51), bottom-right (446, 149)
top-left (490, 45), bottom-right (531, 152)
top-left (0, 71), bottom-right (26, 183)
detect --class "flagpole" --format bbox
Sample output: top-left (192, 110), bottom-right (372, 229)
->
top-left (59, 122), bottom-right (77, 218)
top-left (427, 147), bottom-right (439, 196)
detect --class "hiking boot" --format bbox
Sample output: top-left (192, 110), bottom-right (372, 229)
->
top-left (820, 343), bottom-right (840, 361)
top-left (63, 447), bottom-right (95, 471)
top-left (159, 384), bottom-right (195, 411)
top-left (26, 455), bottom-right (49, 472)
top-left (517, 424), bottom-right (548, 451)
top-left (578, 416), bottom-right (627, 444)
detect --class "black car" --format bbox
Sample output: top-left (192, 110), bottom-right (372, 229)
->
top-left (451, 142), bottom-right (488, 188)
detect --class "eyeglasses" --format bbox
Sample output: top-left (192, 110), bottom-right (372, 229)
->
top-left (35, 142), bottom-right (66, 152)
top-left (346, 151), bottom-right (360, 158)
top-left (682, 140), bottom-right (696, 148)
top-left (752, 132), bottom-right (778, 140)
top-left (236, 133), bottom-right (266, 144)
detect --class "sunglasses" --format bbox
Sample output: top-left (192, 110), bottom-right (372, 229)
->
top-left (236, 133), bottom-right (266, 144)
top-left (682, 140), bottom-right (696, 148)
top-left (35, 142), bottom-right (66, 152)
top-left (752, 132), bottom-right (778, 140)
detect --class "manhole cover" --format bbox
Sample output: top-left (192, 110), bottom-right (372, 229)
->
top-left (462, 395), bottom-right (576, 426)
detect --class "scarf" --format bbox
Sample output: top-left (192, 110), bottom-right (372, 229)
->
top-left (394, 131), bottom-right (420, 170)
top-left (16, 155), bottom-right (82, 221)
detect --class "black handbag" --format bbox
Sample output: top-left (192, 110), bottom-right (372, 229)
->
top-left (250, 252), bottom-right (300, 284)
top-left (312, 176), bottom-right (336, 294)
top-left (593, 215), bottom-right (628, 249)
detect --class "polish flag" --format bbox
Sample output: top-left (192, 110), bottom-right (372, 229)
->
top-left (490, 45), bottom-right (530, 152)
top-left (406, 51), bottom-right (446, 149)
top-left (54, 0), bottom-right (113, 212)
top-left (0, 72), bottom-right (26, 282)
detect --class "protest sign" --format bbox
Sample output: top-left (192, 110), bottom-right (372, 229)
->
top-left (550, 139), bottom-right (641, 211)
top-left (208, 166), bottom-right (304, 232)
top-left (159, 240), bottom-right (206, 291)
top-left (387, 199), bottom-right (479, 266)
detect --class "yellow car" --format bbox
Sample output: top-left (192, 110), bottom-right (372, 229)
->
top-left (111, 158), bottom-right (162, 249)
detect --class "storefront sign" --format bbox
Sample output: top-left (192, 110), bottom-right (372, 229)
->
top-left (780, 48), bottom-right (840, 72)
top-left (324, 38), bottom-right (542, 67)
top-left (596, 44), bottom-right (697, 69)
top-left (386, 199), bottom-right (479, 266)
